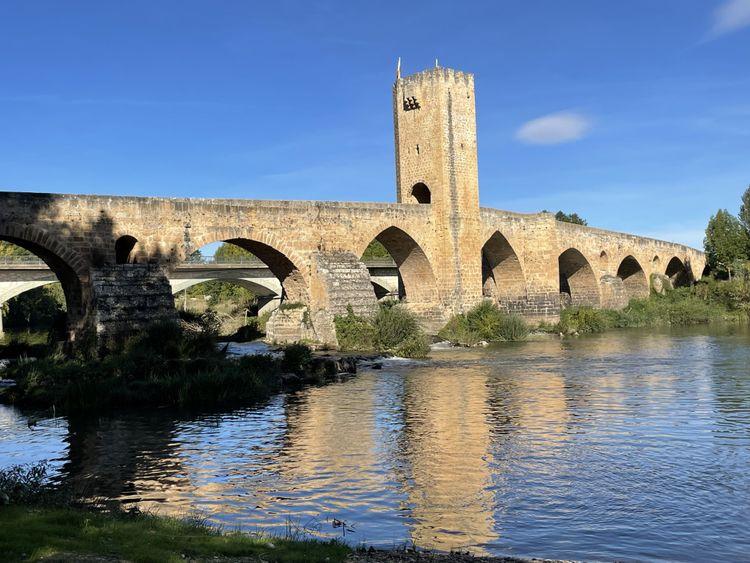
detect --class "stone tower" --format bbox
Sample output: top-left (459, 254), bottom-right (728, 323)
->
top-left (392, 63), bottom-right (483, 313)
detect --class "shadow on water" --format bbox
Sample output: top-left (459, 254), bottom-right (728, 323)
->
top-left (2, 326), bottom-right (750, 561)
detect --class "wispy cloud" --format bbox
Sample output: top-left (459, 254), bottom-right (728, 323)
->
top-left (0, 94), bottom-right (250, 110)
top-left (515, 111), bottom-right (592, 145)
top-left (707, 0), bottom-right (750, 39)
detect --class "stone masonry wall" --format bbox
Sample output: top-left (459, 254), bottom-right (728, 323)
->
top-left (90, 264), bottom-right (177, 347)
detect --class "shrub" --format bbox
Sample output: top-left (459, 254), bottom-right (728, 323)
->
top-left (373, 304), bottom-right (421, 350)
top-left (334, 306), bottom-right (376, 351)
top-left (438, 314), bottom-right (480, 346)
top-left (281, 343), bottom-right (313, 374)
top-left (465, 301), bottom-right (505, 340)
top-left (231, 320), bottom-right (264, 342)
top-left (0, 462), bottom-right (57, 505)
top-left (498, 313), bottom-right (530, 341)
top-left (333, 303), bottom-right (428, 358)
top-left (393, 332), bottom-right (430, 359)
top-left (257, 311), bottom-right (272, 333)
top-left (439, 302), bottom-right (529, 345)
top-left (558, 307), bottom-right (614, 334)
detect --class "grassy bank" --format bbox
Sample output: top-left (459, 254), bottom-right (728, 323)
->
top-left (0, 462), bottom-right (350, 563)
top-left (0, 506), bottom-right (351, 563)
top-left (553, 279), bottom-right (749, 335)
top-left (0, 317), bottom-right (350, 414)
top-left (334, 302), bottom-right (430, 358)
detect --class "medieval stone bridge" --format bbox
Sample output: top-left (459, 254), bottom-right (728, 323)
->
top-left (0, 65), bottom-right (704, 345)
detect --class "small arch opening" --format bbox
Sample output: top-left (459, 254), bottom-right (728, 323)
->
top-left (666, 257), bottom-right (692, 288)
top-left (481, 231), bottom-right (526, 304)
top-left (616, 255), bottom-right (649, 300)
top-left (410, 183), bottom-right (431, 204)
top-left (559, 248), bottom-right (600, 308)
top-left (115, 236), bottom-right (138, 264)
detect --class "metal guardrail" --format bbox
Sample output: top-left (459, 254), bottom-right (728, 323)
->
top-left (0, 256), bottom-right (47, 266)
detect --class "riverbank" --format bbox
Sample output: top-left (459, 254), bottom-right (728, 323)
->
top-left (0, 319), bottom-right (357, 414)
top-left (0, 506), bottom-right (563, 563)
top-left (551, 280), bottom-right (749, 335)
top-left (0, 505), bottom-right (351, 562)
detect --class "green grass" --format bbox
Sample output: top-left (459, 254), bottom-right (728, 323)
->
top-left (439, 302), bottom-right (529, 346)
top-left (0, 506), bottom-right (351, 563)
top-left (0, 331), bottom-right (53, 360)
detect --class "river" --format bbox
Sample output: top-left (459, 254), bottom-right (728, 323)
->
top-left (2, 327), bottom-right (750, 561)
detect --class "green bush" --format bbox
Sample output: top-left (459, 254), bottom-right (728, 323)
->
top-left (230, 320), bottom-right (264, 342)
top-left (558, 307), bottom-right (615, 334)
top-left (373, 304), bottom-right (421, 350)
top-left (465, 301), bottom-right (505, 340)
top-left (257, 311), bottom-right (272, 333)
top-left (334, 306), bottom-right (377, 351)
top-left (333, 303), bottom-right (428, 358)
top-left (393, 332), bottom-right (430, 359)
top-left (281, 343), bottom-right (313, 374)
top-left (438, 314), bottom-right (480, 346)
top-left (439, 302), bottom-right (529, 345)
top-left (498, 313), bottom-right (530, 341)
top-left (0, 462), bottom-right (58, 506)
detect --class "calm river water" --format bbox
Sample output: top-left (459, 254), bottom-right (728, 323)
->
top-left (2, 327), bottom-right (750, 561)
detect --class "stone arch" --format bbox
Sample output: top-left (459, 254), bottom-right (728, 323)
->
top-left (115, 235), bottom-right (138, 264)
top-left (0, 223), bottom-right (88, 336)
top-left (187, 230), bottom-right (309, 305)
top-left (362, 226), bottom-right (439, 307)
top-left (410, 182), bottom-right (431, 204)
top-left (665, 256), bottom-right (692, 288)
top-left (616, 255), bottom-right (649, 300)
top-left (558, 248), bottom-right (600, 307)
top-left (481, 231), bottom-right (526, 304)
top-left (652, 255), bottom-right (660, 269)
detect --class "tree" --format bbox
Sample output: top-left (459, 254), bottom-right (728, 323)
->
top-left (186, 249), bottom-right (203, 263)
top-left (4, 284), bottom-right (66, 330)
top-left (362, 240), bottom-right (391, 260)
top-left (554, 211), bottom-right (587, 225)
top-left (704, 209), bottom-right (749, 280)
top-left (543, 210), bottom-right (588, 226)
top-left (214, 243), bottom-right (256, 262)
top-left (739, 185), bottom-right (750, 236)
top-left (0, 241), bottom-right (33, 258)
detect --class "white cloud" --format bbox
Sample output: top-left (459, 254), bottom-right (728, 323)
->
top-left (515, 111), bottom-right (592, 145)
top-left (708, 0), bottom-right (750, 39)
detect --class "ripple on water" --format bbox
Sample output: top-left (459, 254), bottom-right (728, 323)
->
top-left (1, 328), bottom-right (750, 561)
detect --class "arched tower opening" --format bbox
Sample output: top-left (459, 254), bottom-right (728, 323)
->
top-left (115, 235), bottom-right (138, 264)
top-left (558, 248), bottom-right (600, 308)
top-left (410, 182), bottom-right (431, 204)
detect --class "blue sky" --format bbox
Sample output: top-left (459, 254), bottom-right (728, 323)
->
top-left (1, 1), bottom-right (748, 249)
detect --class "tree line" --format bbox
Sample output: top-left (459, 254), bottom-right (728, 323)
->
top-left (704, 186), bottom-right (750, 280)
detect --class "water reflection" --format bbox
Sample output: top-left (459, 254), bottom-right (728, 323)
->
top-left (2, 327), bottom-right (750, 561)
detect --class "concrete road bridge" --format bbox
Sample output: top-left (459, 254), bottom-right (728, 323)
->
top-left (0, 256), bottom-right (399, 336)
top-left (0, 65), bottom-right (704, 346)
